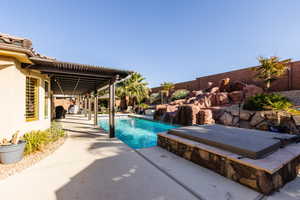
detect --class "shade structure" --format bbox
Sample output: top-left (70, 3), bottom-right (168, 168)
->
top-left (23, 56), bottom-right (132, 138)
top-left (25, 56), bottom-right (132, 95)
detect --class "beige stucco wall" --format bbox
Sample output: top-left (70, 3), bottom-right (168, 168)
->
top-left (0, 56), bottom-right (51, 140)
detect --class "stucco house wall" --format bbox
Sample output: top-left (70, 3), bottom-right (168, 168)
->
top-left (0, 56), bottom-right (51, 139)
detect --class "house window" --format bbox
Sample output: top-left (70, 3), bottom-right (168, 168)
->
top-left (44, 81), bottom-right (49, 119)
top-left (26, 77), bottom-right (39, 121)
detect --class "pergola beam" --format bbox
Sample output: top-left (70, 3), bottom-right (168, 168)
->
top-left (38, 67), bottom-right (116, 78)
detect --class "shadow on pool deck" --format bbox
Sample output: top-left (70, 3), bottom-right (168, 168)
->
top-left (55, 134), bottom-right (198, 200)
top-left (54, 115), bottom-right (300, 200)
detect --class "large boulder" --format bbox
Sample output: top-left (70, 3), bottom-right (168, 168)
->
top-left (209, 87), bottom-right (220, 93)
top-left (210, 106), bottom-right (226, 120)
top-left (154, 104), bottom-right (167, 120)
top-left (174, 104), bottom-right (200, 125)
top-left (219, 78), bottom-right (230, 92)
top-left (204, 82), bottom-right (214, 92)
top-left (189, 90), bottom-right (203, 98)
top-left (215, 92), bottom-right (229, 106)
top-left (243, 85), bottom-right (264, 99)
top-left (197, 109), bottom-right (215, 125)
top-left (169, 99), bottom-right (186, 106)
top-left (230, 81), bottom-right (247, 91)
top-left (219, 112), bottom-right (233, 126)
top-left (228, 91), bottom-right (244, 104)
top-left (250, 112), bottom-right (265, 126)
top-left (186, 97), bottom-right (197, 104)
top-left (195, 93), bottom-right (214, 108)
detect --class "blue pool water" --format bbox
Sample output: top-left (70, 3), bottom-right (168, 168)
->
top-left (99, 117), bottom-right (177, 149)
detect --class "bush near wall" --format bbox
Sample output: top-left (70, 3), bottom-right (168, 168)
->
top-left (243, 93), bottom-right (293, 111)
top-left (171, 89), bottom-right (190, 101)
top-left (22, 123), bottom-right (66, 155)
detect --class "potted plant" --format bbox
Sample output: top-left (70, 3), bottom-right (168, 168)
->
top-left (0, 131), bottom-right (26, 164)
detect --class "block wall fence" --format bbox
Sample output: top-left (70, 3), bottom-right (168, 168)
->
top-left (151, 61), bottom-right (300, 93)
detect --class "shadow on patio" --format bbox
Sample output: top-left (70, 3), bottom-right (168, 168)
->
top-left (55, 136), bottom-right (197, 200)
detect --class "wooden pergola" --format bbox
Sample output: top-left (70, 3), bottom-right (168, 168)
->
top-left (23, 56), bottom-right (132, 138)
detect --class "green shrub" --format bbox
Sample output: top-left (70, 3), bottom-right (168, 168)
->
top-left (149, 93), bottom-right (160, 104)
top-left (243, 93), bottom-right (293, 111)
top-left (22, 123), bottom-right (65, 155)
top-left (171, 89), bottom-right (190, 101)
top-left (138, 103), bottom-right (149, 109)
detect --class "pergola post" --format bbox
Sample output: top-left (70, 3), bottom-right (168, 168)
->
top-left (94, 92), bottom-right (98, 126)
top-left (88, 95), bottom-right (92, 120)
top-left (84, 96), bottom-right (88, 117)
top-left (109, 81), bottom-right (116, 138)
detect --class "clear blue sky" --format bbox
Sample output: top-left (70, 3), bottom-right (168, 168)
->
top-left (1, 0), bottom-right (300, 87)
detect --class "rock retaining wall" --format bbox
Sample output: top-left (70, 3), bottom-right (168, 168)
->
top-left (216, 105), bottom-right (300, 134)
top-left (157, 134), bottom-right (300, 195)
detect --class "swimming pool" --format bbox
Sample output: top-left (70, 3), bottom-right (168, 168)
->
top-left (99, 117), bottom-right (177, 149)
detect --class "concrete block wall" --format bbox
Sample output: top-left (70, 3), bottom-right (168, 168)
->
top-left (151, 61), bottom-right (300, 93)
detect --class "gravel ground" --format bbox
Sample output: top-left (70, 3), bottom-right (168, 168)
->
top-left (0, 136), bottom-right (67, 180)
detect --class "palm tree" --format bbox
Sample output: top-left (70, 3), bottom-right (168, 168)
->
top-left (160, 82), bottom-right (174, 103)
top-left (254, 56), bottom-right (291, 91)
top-left (116, 73), bottom-right (149, 110)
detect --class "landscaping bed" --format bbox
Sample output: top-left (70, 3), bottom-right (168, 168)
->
top-left (0, 136), bottom-right (66, 180)
top-left (0, 123), bottom-right (67, 180)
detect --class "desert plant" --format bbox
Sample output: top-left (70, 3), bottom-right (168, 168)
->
top-left (253, 56), bottom-right (291, 91)
top-left (171, 89), bottom-right (190, 101)
top-left (22, 123), bottom-right (65, 155)
top-left (160, 82), bottom-right (175, 103)
top-left (149, 92), bottom-right (160, 104)
top-left (243, 93), bottom-right (293, 111)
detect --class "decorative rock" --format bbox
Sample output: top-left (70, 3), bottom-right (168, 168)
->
top-left (215, 92), bottom-right (229, 106)
top-left (210, 107), bottom-right (226, 120)
top-left (154, 104), bottom-right (167, 120)
top-left (193, 90), bottom-right (204, 97)
top-left (292, 115), bottom-right (300, 126)
top-left (228, 91), bottom-right (244, 103)
top-left (230, 81), bottom-right (247, 91)
top-left (197, 94), bottom-right (213, 108)
top-left (170, 99), bottom-right (185, 105)
top-left (219, 78), bottom-right (230, 92)
top-left (240, 110), bottom-right (253, 121)
top-left (230, 109), bottom-right (239, 116)
top-left (256, 121), bottom-right (269, 131)
top-left (219, 112), bottom-right (233, 126)
top-left (210, 87), bottom-right (219, 93)
top-left (166, 105), bottom-right (178, 113)
top-left (250, 112), bottom-right (265, 127)
top-left (174, 104), bottom-right (200, 125)
top-left (204, 82), bottom-right (214, 92)
top-left (197, 109), bottom-right (215, 125)
top-left (243, 84), bottom-right (264, 99)
top-left (232, 117), bottom-right (239, 126)
top-left (186, 97), bottom-right (196, 104)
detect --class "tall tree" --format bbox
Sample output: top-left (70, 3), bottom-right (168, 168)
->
top-left (116, 73), bottom-right (149, 109)
top-left (160, 82), bottom-right (174, 103)
top-left (254, 56), bottom-right (291, 91)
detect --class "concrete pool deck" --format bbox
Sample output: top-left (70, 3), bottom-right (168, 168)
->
top-left (0, 114), bottom-right (299, 200)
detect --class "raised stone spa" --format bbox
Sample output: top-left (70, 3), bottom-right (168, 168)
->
top-left (157, 125), bottom-right (300, 194)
